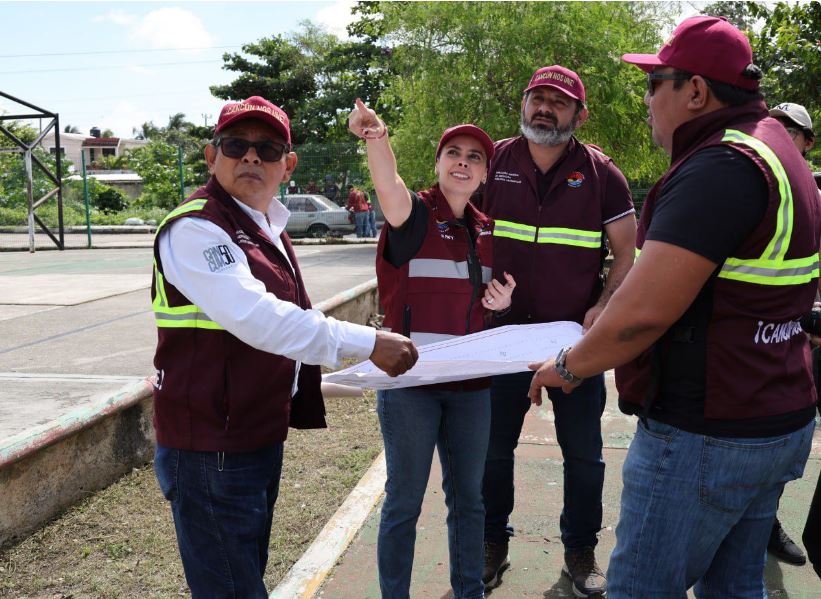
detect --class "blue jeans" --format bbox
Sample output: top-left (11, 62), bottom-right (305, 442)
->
top-left (482, 371), bottom-right (606, 547)
top-left (608, 418), bottom-right (815, 598)
top-left (354, 211), bottom-right (369, 237)
top-left (377, 387), bottom-right (490, 599)
top-left (154, 443), bottom-right (284, 599)
top-left (367, 209), bottom-right (377, 237)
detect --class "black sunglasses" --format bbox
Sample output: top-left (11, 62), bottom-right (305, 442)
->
top-left (215, 137), bottom-right (290, 162)
top-left (646, 72), bottom-right (692, 96)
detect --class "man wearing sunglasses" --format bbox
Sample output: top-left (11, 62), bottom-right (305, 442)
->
top-left (770, 102), bottom-right (815, 159)
top-left (150, 96), bottom-right (418, 599)
top-left (528, 16), bottom-right (821, 596)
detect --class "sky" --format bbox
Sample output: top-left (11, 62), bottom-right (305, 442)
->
top-left (0, 1), bottom-right (358, 138)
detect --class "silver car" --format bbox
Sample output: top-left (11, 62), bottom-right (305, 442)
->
top-left (282, 194), bottom-right (356, 238)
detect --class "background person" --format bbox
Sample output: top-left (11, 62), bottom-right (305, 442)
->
top-left (529, 16), bottom-right (821, 596)
top-left (349, 98), bottom-right (515, 599)
top-left (346, 184), bottom-right (370, 238)
top-left (151, 95), bottom-right (417, 599)
top-left (481, 64), bottom-right (636, 597)
top-left (766, 100), bottom-right (817, 566)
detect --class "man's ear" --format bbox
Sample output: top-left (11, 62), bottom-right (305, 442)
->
top-left (686, 76), bottom-right (709, 111)
top-left (204, 144), bottom-right (217, 174)
top-left (282, 152), bottom-right (298, 183)
top-left (805, 136), bottom-right (815, 154)
top-left (575, 106), bottom-right (589, 128)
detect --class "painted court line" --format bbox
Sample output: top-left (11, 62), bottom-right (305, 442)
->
top-left (270, 451), bottom-right (387, 599)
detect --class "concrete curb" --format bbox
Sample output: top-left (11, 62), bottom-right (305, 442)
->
top-left (270, 452), bottom-right (386, 599)
top-left (0, 278), bottom-right (379, 549)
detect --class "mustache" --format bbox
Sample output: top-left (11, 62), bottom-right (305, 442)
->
top-left (530, 112), bottom-right (558, 125)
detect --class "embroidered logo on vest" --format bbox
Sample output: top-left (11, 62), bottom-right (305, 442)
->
top-left (494, 170), bottom-right (522, 184)
top-left (437, 220), bottom-right (454, 241)
top-left (567, 171), bottom-right (585, 188)
top-left (236, 229), bottom-right (258, 247)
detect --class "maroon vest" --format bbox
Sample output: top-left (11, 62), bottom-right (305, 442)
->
top-left (616, 101), bottom-right (820, 421)
top-left (376, 186), bottom-right (493, 389)
top-left (152, 177), bottom-right (325, 452)
top-left (484, 136), bottom-right (622, 324)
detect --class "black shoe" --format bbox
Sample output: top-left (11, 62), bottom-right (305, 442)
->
top-left (482, 540), bottom-right (510, 589)
top-left (562, 546), bottom-right (607, 598)
top-left (768, 518), bottom-right (807, 565)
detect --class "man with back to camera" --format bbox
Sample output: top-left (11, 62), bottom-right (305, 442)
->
top-left (480, 64), bottom-right (637, 597)
top-left (766, 100), bottom-right (817, 566)
top-left (528, 16), bottom-right (820, 596)
top-left (151, 95), bottom-right (417, 599)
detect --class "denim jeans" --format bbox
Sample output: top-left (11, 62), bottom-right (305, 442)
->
top-left (367, 209), bottom-right (377, 237)
top-left (154, 443), bottom-right (284, 599)
top-left (377, 387), bottom-right (491, 599)
top-left (608, 418), bottom-right (815, 599)
top-left (354, 211), bottom-right (369, 237)
top-left (482, 371), bottom-right (606, 547)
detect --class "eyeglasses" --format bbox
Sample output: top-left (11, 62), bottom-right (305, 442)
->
top-left (646, 72), bottom-right (693, 96)
top-left (784, 126), bottom-right (802, 139)
top-left (215, 137), bottom-right (290, 162)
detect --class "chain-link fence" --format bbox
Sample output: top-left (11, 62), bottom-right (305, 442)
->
top-left (1, 138), bottom-right (653, 251)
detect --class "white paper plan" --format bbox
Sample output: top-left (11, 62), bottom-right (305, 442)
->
top-left (323, 321), bottom-right (583, 390)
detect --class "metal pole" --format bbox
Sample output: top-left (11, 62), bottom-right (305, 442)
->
top-left (24, 149), bottom-right (34, 253)
top-left (177, 146), bottom-right (185, 203)
top-left (81, 151), bottom-right (91, 248)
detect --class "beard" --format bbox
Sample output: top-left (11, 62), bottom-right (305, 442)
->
top-left (520, 109), bottom-right (576, 146)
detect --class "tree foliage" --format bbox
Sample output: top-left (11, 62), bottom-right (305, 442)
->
top-left (367, 1), bottom-right (672, 187)
top-left (211, 22), bottom-right (395, 144)
top-left (126, 141), bottom-right (195, 211)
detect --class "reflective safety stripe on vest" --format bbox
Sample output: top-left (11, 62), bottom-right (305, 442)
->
top-left (153, 198), bottom-right (226, 330)
top-left (493, 219), bottom-right (601, 248)
top-left (408, 258), bottom-right (492, 283)
top-left (717, 130), bottom-right (818, 286)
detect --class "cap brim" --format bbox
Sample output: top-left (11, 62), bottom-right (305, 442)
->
top-left (768, 108), bottom-right (806, 128)
top-left (522, 81), bottom-right (584, 103)
top-left (621, 53), bottom-right (664, 73)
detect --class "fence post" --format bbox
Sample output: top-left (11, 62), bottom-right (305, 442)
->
top-left (81, 151), bottom-right (91, 248)
top-left (177, 146), bottom-right (185, 203)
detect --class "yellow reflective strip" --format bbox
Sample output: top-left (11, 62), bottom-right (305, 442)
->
top-left (538, 227), bottom-right (601, 240)
top-left (717, 269), bottom-right (818, 286)
top-left (723, 255), bottom-right (818, 270)
top-left (723, 130), bottom-right (792, 261)
top-left (494, 219), bottom-right (537, 232)
top-left (535, 237), bottom-right (601, 248)
top-left (156, 319), bottom-right (226, 330)
top-left (635, 248), bottom-right (642, 258)
top-left (493, 229), bottom-right (537, 242)
top-left (157, 198), bottom-right (208, 232)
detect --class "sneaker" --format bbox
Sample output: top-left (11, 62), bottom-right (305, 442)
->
top-left (482, 540), bottom-right (510, 589)
top-left (768, 518), bottom-right (807, 565)
top-left (562, 546), bottom-right (607, 598)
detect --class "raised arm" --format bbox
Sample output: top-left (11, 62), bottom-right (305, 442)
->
top-left (348, 98), bottom-right (412, 228)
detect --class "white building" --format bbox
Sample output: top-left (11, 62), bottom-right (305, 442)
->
top-left (38, 127), bottom-right (148, 171)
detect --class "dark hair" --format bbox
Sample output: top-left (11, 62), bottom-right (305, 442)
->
top-left (671, 66), bottom-right (764, 106)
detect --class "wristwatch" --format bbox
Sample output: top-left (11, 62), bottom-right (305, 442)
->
top-left (554, 346), bottom-right (583, 384)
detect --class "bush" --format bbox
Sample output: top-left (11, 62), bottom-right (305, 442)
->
top-left (93, 187), bottom-right (128, 214)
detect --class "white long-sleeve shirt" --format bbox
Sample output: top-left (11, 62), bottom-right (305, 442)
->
top-left (158, 195), bottom-right (376, 395)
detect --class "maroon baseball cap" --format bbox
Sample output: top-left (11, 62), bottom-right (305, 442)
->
top-left (436, 124), bottom-right (495, 162)
top-left (214, 96), bottom-right (291, 145)
top-left (622, 16), bottom-right (759, 91)
top-left (523, 65), bottom-right (586, 103)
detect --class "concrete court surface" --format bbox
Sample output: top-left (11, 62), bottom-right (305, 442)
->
top-left (319, 371), bottom-right (821, 598)
top-left (0, 244), bottom-right (378, 441)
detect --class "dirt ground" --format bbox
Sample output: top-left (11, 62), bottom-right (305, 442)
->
top-left (0, 391), bottom-right (383, 599)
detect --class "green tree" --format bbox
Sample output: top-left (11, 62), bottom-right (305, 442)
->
top-left (63, 124), bottom-right (81, 134)
top-left (367, 1), bottom-right (672, 187)
top-left (126, 141), bottom-right (195, 211)
top-left (210, 22), bottom-right (395, 144)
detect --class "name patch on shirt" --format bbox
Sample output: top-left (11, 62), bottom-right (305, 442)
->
top-left (493, 171), bottom-right (522, 184)
top-left (203, 244), bottom-right (236, 272)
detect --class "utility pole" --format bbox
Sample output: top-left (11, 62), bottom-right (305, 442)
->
top-left (202, 114), bottom-right (212, 127)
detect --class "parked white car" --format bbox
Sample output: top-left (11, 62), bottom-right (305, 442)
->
top-left (282, 194), bottom-right (356, 238)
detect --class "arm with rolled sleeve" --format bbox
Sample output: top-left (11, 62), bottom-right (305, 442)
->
top-left (158, 217), bottom-right (376, 367)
